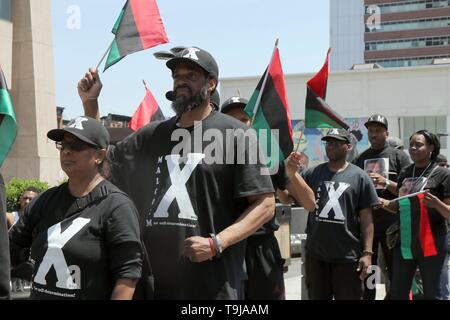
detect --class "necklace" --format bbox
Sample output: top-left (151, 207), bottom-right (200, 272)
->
top-left (412, 161), bottom-right (433, 180)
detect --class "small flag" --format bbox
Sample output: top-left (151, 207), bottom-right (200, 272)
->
top-left (399, 193), bottom-right (437, 260)
top-left (244, 47), bottom-right (293, 170)
top-left (105, 0), bottom-right (169, 71)
top-left (305, 49), bottom-right (349, 129)
top-left (129, 87), bottom-right (164, 131)
top-left (0, 66), bottom-right (17, 167)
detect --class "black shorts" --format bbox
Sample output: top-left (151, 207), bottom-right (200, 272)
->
top-left (245, 233), bottom-right (285, 300)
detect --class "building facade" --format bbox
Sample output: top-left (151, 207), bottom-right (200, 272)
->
top-left (0, 0), bottom-right (60, 184)
top-left (331, 0), bottom-right (450, 70)
top-left (220, 64), bottom-right (450, 166)
top-left (330, 0), bottom-right (366, 71)
top-left (365, 0), bottom-right (450, 67)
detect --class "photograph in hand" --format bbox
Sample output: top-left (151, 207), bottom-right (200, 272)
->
top-left (364, 158), bottom-right (389, 189)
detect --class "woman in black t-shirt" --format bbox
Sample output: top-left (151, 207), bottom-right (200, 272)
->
top-left (382, 130), bottom-right (450, 300)
top-left (9, 117), bottom-right (143, 300)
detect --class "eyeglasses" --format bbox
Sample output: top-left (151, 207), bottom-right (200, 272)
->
top-left (55, 140), bottom-right (97, 152)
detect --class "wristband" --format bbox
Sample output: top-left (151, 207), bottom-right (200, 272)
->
top-left (362, 250), bottom-right (374, 256)
top-left (208, 237), bottom-right (216, 257)
top-left (210, 233), bottom-right (223, 258)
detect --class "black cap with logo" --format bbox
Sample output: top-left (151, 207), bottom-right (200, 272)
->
top-left (321, 128), bottom-right (351, 143)
top-left (47, 116), bottom-right (110, 149)
top-left (365, 114), bottom-right (388, 129)
top-left (221, 96), bottom-right (249, 114)
top-left (166, 47), bottom-right (219, 81)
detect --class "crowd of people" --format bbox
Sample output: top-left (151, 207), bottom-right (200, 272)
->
top-left (1, 46), bottom-right (449, 300)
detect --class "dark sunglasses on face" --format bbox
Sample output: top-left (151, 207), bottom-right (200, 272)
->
top-left (55, 140), bottom-right (97, 152)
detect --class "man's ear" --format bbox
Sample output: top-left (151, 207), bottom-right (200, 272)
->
top-left (208, 77), bottom-right (217, 94)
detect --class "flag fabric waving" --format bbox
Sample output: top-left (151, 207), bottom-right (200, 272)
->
top-left (129, 87), bottom-right (164, 131)
top-left (244, 47), bottom-right (293, 171)
top-left (305, 49), bottom-right (349, 129)
top-left (104, 0), bottom-right (169, 71)
top-left (0, 66), bottom-right (17, 167)
top-left (399, 193), bottom-right (437, 260)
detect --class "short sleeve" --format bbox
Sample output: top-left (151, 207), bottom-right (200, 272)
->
top-left (233, 129), bottom-right (274, 198)
top-left (104, 197), bottom-right (143, 280)
top-left (397, 150), bottom-right (412, 174)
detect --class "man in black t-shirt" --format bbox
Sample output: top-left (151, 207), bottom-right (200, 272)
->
top-left (78, 47), bottom-right (275, 299)
top-left (220, 96), bottom-right (315, 300)
top-left (354, 114), bottom-right (410, 300)
top-left (0, 173), bottom-right (10, 299)
top-left (302, 129), bottom-right (379, 300)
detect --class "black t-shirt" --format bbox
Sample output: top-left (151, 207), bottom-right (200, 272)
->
top-left (302, 163), bottom-right (379, 263)
top-left (9, 180), bottom-right (142, 300)
top-left (397, 162), bottom-right (450, 252)
top-left (354, 146), bottom-right (411, 234)
top-left (109, 111), bottom-right (274, 299)
top-left (0, 173), bottom-right (10, 299)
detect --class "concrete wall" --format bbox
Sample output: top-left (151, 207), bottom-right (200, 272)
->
top-left (2, 0), bottom-right (60, 184)
top-left (0, 19), bottom-right (12, 84)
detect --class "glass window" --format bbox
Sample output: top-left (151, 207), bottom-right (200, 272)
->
top-left (0, 0), bottom-right (10, 21)
top-left (370, 0), bottom-right (450, 14)
top-left (370, 17), bottom-right (450, 33)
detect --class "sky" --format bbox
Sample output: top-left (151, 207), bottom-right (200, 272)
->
top-left (51, 0), bottom-right (330, 120)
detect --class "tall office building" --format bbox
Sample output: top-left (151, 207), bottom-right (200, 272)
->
top-left (331, 0), bottom-right (450, 70)
top-left (365, 0), bottom-right (450, 67)
top-left (330, 0), bottom-right (366, 71)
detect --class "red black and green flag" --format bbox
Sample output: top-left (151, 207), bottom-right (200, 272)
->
top-left (244, 47), bottom-right (293, 170)
top-left (129, 86), bottom-right (164, 131)
top-left (399, 193), bottom-right (437, 259)
top-left (305, 49), bottom-right (349, 129)
top-left (0, 66), bottom-right (17, 167)
top-left (104, 0), bottom-right (169, 71)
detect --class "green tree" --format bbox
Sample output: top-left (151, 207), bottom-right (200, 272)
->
top-left (5, 178), bottom-right (49, 212)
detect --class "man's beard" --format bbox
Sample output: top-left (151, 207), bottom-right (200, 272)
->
top-left (171, 85), bottom-right (208, 116)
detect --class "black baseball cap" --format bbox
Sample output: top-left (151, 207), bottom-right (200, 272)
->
top-left (321, 128), bottom-right (351, 143)
top-left (47, 116), bottom-right (110, 149)
top-left (365, 114), bottom-right (388, 129)
top-left (166, 46), bottom-right (219, 81)
top-left (221, 96), bottom-right (249, 114)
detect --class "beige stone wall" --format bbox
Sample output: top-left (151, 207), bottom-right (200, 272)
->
top-left (0, 19), bottom-right (12, 84)
top-left (2, 0), bottom-right (60, 185)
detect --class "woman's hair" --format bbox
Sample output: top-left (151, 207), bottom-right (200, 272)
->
top-left (410, 130), bottom-right (441, 160)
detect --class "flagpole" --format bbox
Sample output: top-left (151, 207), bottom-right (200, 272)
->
top-left (143, 80), bottom-right (149, 91)
top-left (294, 125), bottom-right (306, 153)
top-left (251, 38), bottom-right (279, 127)
top-left (96, 39), bottom-right (115, 71)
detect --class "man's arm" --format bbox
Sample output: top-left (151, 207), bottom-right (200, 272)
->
top-left (184, 193), bottom-right (275, 262)
top-left (278, 152), bottom-right (316, 212)
top-left (285, 172), bottom-right (316, 212)
top-left (110, 278), bottom-right (138, 300)
top-left (77, 68), bottom-right (102, 121)
top-left (357, 207), bottom-right (374, 280)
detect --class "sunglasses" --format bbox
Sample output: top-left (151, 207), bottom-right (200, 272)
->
top-left (55, 140), bottom-right (98, 152)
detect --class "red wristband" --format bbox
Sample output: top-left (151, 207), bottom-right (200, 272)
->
top-left (208, 237), bottom-right (216, 257)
